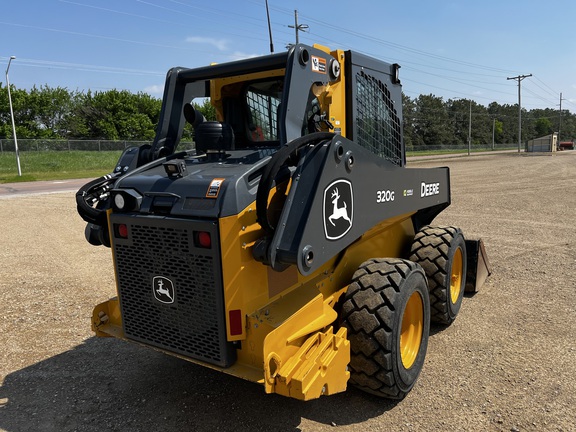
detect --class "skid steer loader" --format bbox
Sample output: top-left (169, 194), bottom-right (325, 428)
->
top-left (76, 44), bottom-right (490, 400)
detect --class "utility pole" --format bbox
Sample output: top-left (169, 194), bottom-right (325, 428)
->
top-left (558, 92), bottom-right (566, 142)
top-left (507, 74), bottom-right (532, 153)
top-left (492, 118), bottom-right (495, 150)
top-left (264, 0), bottom-right (274, 53)
top-left (454, 98), bottom-right (472, 155)
top-left (288, 10), bottom-right (308, 44)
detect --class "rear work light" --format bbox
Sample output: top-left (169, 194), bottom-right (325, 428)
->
top-left (111, 189), bottom-right (142, 212)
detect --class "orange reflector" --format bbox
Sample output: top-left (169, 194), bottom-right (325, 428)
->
top-left (229, 309), bottom-right (243, 336)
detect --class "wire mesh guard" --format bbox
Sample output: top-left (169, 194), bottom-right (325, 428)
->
top-left (114, 219), bottom-right (235, 367)
top-left (355, 71), bottom-right (403, 165)
top-left (246, 89), bottom-right (281, 141)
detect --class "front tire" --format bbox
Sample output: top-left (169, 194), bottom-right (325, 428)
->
top-left (410, 226), bottom-right (467, 325)
top-left (339, 258), bottom-right (430, 399)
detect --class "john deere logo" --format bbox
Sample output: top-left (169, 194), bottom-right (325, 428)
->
top-left (153, 276), bottom-right (175, 304)
top-left (323, 179), bottom-right (353, 240)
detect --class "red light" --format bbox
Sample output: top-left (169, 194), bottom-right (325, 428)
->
top-left (115, 223), bottom-right (128, 239)
top-left (196, 231), bottom-right (211, 248)
top-left (229, 309), bottom-right (243, 336)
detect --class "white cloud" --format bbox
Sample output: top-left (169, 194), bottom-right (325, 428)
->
top-left (144, 84), bottom-right (164, 95)
top-left (228, 51), bottom-right (262, 61)
top-left (186, 36), bottom-right (229, 51)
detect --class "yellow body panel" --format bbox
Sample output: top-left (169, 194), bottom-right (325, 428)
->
top-left (314, 46), bottom-right (348, 138)
top-left (217, 196), bottom-right (416, 398)
top-left (92, 206), bottom-right (416, 399)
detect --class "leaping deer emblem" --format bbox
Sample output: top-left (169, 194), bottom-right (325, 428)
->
top-left (328, 187), bottom-right (351, 226)
top-left (155, 278), bottom-right (174, 303)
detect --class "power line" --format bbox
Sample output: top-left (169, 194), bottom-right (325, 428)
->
top-left (261, 6), bottom-right (562, 109)
top-left (275, 7), bottom-right (519, 74)
top-left (5, 57), bottom-right (165, 77)
top-left (525, 90), bottom-right (557, 107)
top-left (533, 75), bottom-right (560, 98)
top-left (6, 1), bottom-right (571, 111)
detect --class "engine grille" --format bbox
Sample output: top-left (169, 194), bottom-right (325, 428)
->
top-left (110, 214), bottom-right (236, 368)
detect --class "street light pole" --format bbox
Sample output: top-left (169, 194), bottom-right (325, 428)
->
top-left (6, 56), bottom-right (22, 176)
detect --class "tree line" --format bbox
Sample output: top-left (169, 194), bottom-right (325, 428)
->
top-left (1, 84), bottom-right (574, 146)
top-left (403, 94), bottom-right (576, 148)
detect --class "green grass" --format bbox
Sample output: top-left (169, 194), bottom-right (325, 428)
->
top-left (406, 147), bottom-right (517, 157)
top-left (0, 151), bottom-right (122, 183)
top-left (0, 147), bottom-right (519, 184)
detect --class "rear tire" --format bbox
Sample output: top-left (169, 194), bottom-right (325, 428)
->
top-left (339, 258), bottom-right (430, 399)
top-left (410, 226), bottom-right (467, 325)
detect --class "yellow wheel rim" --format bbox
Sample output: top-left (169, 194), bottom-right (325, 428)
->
top-left (450, 248), bottom-right (464, 304)
top-left (400, 291), bottom-right (424, 369)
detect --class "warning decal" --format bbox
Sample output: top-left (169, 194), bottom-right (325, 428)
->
top-left (311, 56), bottom-right (327, 74)
top-left (206, 178), bottom-right (225, 198)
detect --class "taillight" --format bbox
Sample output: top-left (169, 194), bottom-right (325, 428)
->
top-left (114, 223), bottom-right (128, 239)
top-left (194, 231), bottom-right (211, 248)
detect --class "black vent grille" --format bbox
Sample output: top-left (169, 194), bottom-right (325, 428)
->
top-left (111, 215), bottom-right (235, 368)
top-left (355, 70), bottom-right (403, 165)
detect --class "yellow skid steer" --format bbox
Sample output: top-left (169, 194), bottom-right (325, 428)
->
top-left (77, 44), bottom-right (490, 400)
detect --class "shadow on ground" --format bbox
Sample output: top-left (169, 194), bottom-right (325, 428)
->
top-left (0, 338), bottom-right (397, 432)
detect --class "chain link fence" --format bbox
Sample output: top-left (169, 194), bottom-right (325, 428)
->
top-left (407, 143), bottom-right (517, 152)
top-left (0, 139), bottom-right (518, 154)
top-left (0, 139), bottom-right (195, 152)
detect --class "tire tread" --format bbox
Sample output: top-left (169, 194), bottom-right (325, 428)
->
top-left (340, 258), bottom-right (426, 399)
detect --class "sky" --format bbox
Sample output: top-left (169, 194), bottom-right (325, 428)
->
top-left (1, 0), bottom-right (575, 112)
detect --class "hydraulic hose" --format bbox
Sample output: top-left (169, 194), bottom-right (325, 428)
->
top-left (75, 172), bottom-right (120, 225)
top-left (256, 132), bottom-right (335, 235)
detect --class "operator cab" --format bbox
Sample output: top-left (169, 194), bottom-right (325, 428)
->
top-left (185, 75), bottom-right (331, 157)
top-left (148, 45), bottom-right (344, 162)
top-left (181, 77), bottom-right (285, 158)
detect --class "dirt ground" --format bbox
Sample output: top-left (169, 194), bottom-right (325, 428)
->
top-left (1, 152), bottom-right (575, 432)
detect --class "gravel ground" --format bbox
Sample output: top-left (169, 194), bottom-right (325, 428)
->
top-left (1, 152), bottom-right (575, 432)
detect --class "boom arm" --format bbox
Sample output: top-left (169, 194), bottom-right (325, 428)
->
top-left (254, 134), bottom-right (450, 275)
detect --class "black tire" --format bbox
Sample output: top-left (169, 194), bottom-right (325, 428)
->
top-left (409, 226), bottom-right (467, 325)
top-left (339, 258), bottom-right (430, 399)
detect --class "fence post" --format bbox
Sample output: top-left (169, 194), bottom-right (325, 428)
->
top-left (0, 139), bottom-right (3, 153)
